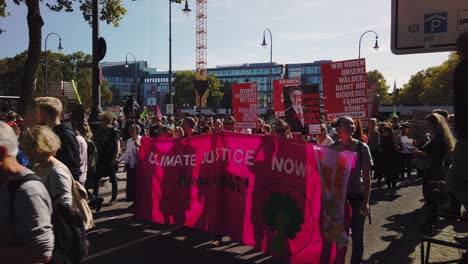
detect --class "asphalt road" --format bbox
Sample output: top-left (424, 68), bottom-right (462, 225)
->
top-left (83, 175), bottom-right (440, 264)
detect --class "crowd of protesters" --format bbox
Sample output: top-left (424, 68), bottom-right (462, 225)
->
top-left (0, 95), bottom-right (464, 264)
top-left (0, 32), bottom-right (466, 264)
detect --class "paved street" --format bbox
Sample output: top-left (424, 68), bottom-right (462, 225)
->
top-left (85, 173), bottom-right (467, 264)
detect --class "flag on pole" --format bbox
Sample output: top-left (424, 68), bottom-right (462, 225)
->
top-left (71, 80), bottom-right (82, 104)
top-left (156, 105), bottom-right (162, 118)
top-left (140, 106), bottom-right (148, 119)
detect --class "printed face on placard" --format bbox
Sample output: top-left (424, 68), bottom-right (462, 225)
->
top-left (290, 90), bottom-right (303, 107)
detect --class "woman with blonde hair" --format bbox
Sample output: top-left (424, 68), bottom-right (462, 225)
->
top-left (413, 113), bottom-right (456, 195)
top-left (173, 126), bottom-right (185, 138)
top-left (412, 113), bottom-right (456, 231)
top-left (317, 123), bottom-right (333, 146)
top-left (22, 125), bottom-right (73, 206)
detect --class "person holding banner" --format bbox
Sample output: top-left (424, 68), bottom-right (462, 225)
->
top-left (284, 86), bottom-right (312, 135)
top-left (329, 116), bottom-right (372, 264)
top-left (222, 116), bottom-right (236, 132)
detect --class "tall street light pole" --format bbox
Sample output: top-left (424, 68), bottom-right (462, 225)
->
top-left (44, 32), bottom-right (63, 94)
top-left (358, 30), bottom-right (380, 59)
top-left (261, 28), bottom-right (273, 110)
top-left (169, 0), bottom-right (191, 112)
top-left (125, 53), bottom-right (137, 110)
top-left (89, 0), bottom-right (107, 133)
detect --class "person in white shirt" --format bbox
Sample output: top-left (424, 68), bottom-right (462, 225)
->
top-left (399, 123), bottom-right (414, 183)
top-left (118, 125), bottom-right (141, 209)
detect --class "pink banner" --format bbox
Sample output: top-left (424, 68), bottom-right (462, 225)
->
top-left (136, 132), bottom-right (355, 263)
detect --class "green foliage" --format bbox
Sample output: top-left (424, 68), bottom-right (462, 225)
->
top-left (0, 51), bottom-right (28, 96)
top-left (366, 70), bottom-right (392, 104)
top-left (1, 0), bottom-right (127, 28)
top-left (173, 71), bottom-right (224, 107)
top-left (0, 51), bottom-right (112, 110)
top-left (173, 71), bottom-right (196, 107)
top-left (399, 53), bottom-right (458, 105)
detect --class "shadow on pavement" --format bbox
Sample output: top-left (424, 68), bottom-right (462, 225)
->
top-left (84, 216), bottom-right (276, 264)
top-left (364, 207), bottom-right (425, 264)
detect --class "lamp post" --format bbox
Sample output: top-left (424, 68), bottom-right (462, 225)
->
top-left (261, 28), bottom-right (273, 109)
top-left (169, 0), bottom-right (191, 110)
top-left (44, 33), bottom-right (63, 94)
top-left (358, 30), bottom-right (379, 59)
top-left (125, 53), bottom-right (138, 103)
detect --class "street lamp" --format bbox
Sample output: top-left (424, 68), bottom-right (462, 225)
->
top-left (125, 53), bottom-right (138, 104)
top-left (125, 53), bottom-right (138, 125)
top-left (261, 28), bottom-right (273, 109)
top-left (358, 30), bottom-right (379, 59)
top-left (169, 0), bottom-right (191, 112)
top-left (44, 32), bottom-right (63, 94)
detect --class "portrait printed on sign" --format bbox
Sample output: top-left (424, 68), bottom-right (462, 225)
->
top-left (144, 83), bottom-right (158, 107)
top-left (283, 85), bottom-right (321, 136)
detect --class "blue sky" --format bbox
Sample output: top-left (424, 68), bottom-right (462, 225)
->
top-left (0, 0), bottom-right (451, 89)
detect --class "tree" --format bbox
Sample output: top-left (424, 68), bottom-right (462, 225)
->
top-left (173, 71), bottom-right (196, 107)
top-left (173, 71), bottom-right (224, 108)
top-left (398, 71), bottom-right (425, 104)
top-left (0, 0), bottom-right (127, 116)
top-left (366, 70), bottom-right (392, 104)
top-left (262, 192), bottom-right (304, 256)
top-left (0, 51), bottom-right (28, 96)
top-left (206, 74), bottom-right (224, 107)
top-left (398, 53), bottom-right (459, 105)
top-left (0, 51), bottom-right (112, 111)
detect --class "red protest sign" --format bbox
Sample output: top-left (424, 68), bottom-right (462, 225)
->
top-left (232, 82), bottom-right (258, 129)
top-left (283, 84), bottom-right (321, 135)
top-left (321, 59), bottom-right (368, 121)
top-left (274, 78), bottom-right (300, 116)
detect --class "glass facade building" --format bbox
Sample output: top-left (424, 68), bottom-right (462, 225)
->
top-left (103, 60), bottom-right (332, 111)
top-left (207, 63), bottom-right (284, 108)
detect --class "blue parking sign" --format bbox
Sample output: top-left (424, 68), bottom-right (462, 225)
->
top-left (424, 12), bottom-right (448, 34)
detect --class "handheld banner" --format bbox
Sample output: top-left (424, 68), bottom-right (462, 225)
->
top-left (283, 84), bottom-right (322, 135)
top-left (274, 79), bottom-right (300, 117)
top-left (136, 132), bottom-right (355, 263)
top-left (321, 59), bottom-right (368, 121)
top-left (233, 82), bottom-right (258, 129)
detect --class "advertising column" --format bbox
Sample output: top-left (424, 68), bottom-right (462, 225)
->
top-left (321, 59), bottom-right (368, 121)
top-left (232, 82), bottom-right (258, 129)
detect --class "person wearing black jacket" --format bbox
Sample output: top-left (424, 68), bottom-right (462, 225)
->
top-left (447, 32), bottom-right (468, 237)
top-left (35, 97), bottom-right (81, 181)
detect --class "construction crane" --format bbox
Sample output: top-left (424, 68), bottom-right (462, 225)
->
top-left (195, 0), bottom-right (208, 108)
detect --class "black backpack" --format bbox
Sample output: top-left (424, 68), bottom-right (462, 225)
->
top-left (8, 174), bottom-right (89, 264)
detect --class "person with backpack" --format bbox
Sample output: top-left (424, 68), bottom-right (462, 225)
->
top-left (0, 121), bottom-right (55, 264)
top-left (94, 112), bottom-right (121, 205)
top-left (21, 126), bottom-right (73, 206)
top-left (329, 116), bottom-right (373, 264)
top-left (21, 125), bottom-right (93, 262)
top-left (35, 97), bottom-right (81, 182)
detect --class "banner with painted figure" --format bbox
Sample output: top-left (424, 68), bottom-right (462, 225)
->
top-left (232, 82), bottom-right (258, 129)
top-left (321, 59), bottom-right (368, 121)
top-left (283, 84), bottom-right (322, 136)
top-left (274, 78), bottom-right (300, 117)
top-left (313, 145), bottom-right (356, 249)
top-left (135, 132), bottom-right (356, 263)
